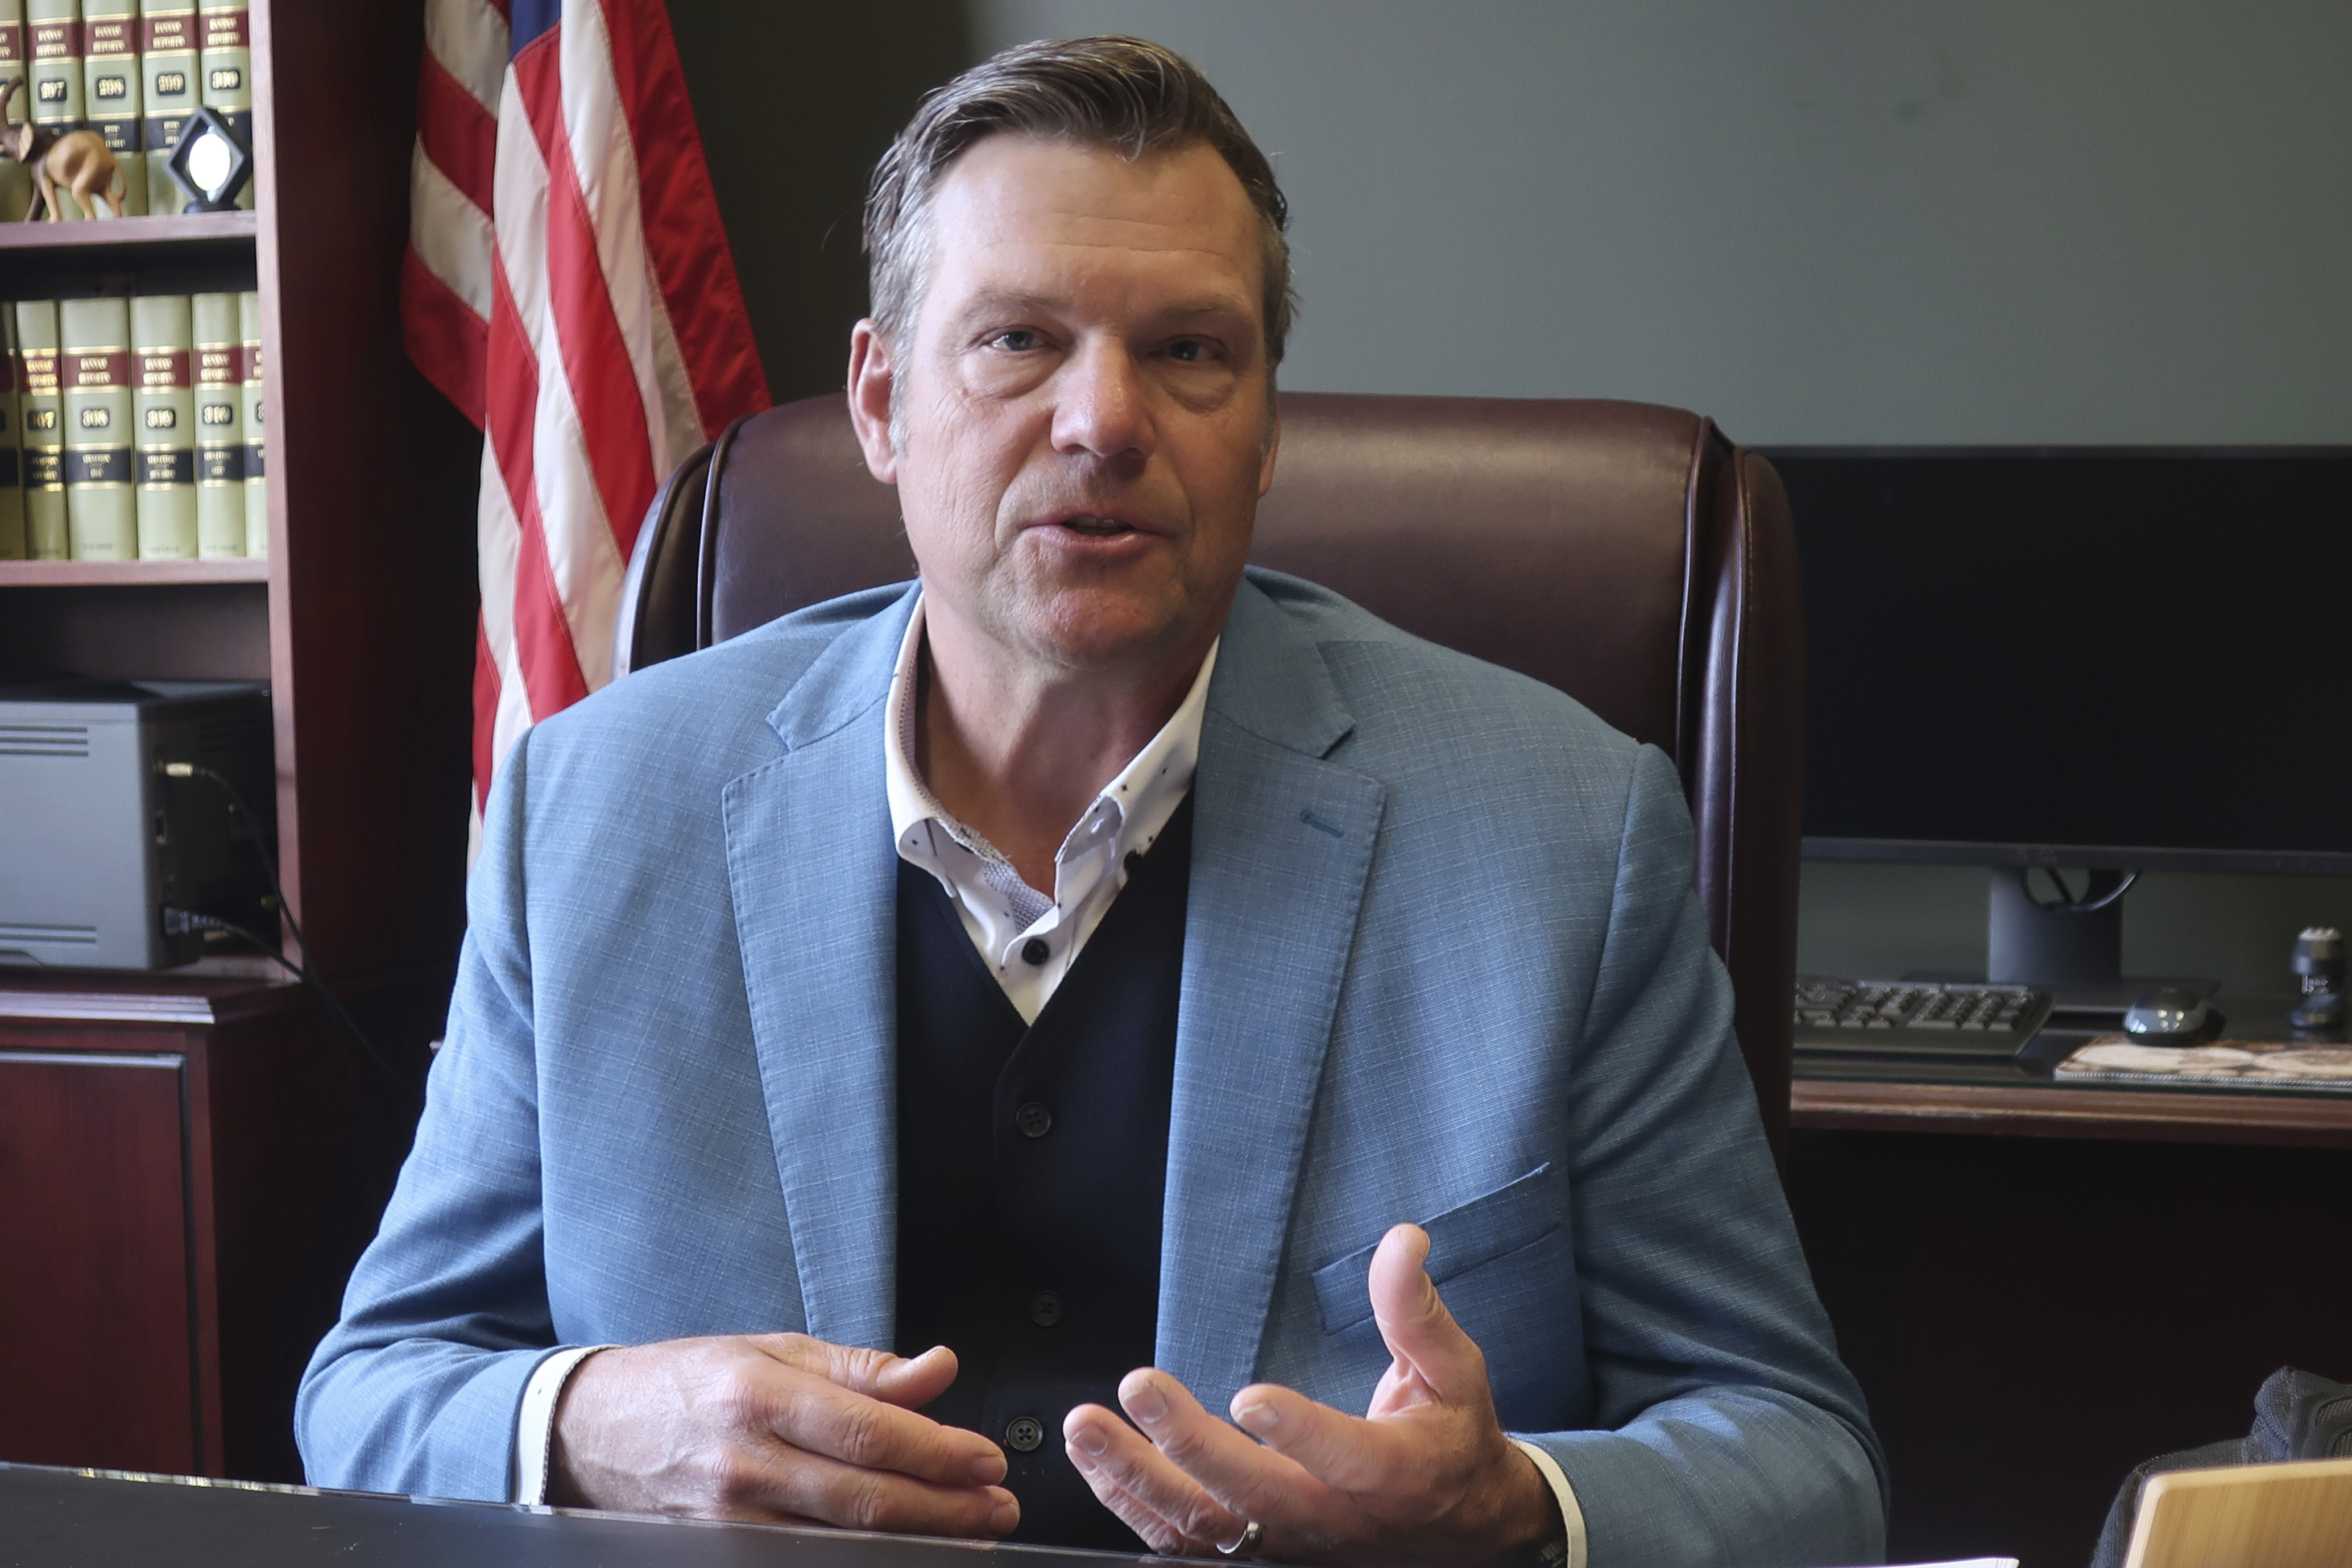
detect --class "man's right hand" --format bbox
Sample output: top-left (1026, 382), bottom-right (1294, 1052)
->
top-left (550, 1334), bottom-right (1018, 1538)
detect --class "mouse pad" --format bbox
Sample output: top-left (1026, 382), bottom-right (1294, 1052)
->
top-left (2055, 1038), bottom-right (2352, 1091)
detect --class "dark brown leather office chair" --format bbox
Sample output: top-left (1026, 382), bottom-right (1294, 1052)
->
top-left (616, 392), bottom-right (1804, 1151)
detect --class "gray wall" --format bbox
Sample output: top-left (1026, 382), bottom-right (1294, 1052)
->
top-left (972, 0), bottom-right (2352, 446)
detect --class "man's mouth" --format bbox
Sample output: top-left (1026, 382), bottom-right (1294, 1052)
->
top-left (1057, 515), bottom-right (1137, 537)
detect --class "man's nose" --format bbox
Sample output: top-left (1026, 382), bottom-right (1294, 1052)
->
top-left (1050, 339), bottom-right (1154, 462)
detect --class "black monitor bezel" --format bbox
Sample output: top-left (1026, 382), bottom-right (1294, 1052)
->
top-left (1804, 836), bottom-right (2352, 877)
top-left (1776, 444), bottom-right (2352, 880)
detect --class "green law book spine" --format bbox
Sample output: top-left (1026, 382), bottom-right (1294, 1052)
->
top-left (28, 0), bottom-right (84, 219)
top-left (191, 289), bottom-right (242, 555)
top-left (132, 293), bottom-right (196, 559)
top-left (16, 298), bottom-right (63, 558)
top-left (0, 304), bottom-right (21, 559)
top-left (81, 0), bottom-right (142, 217)
top-left (141, 3), bottom-right (198, 215)
top-left (237, 287), bottom-right (263, 557)
top-left (61, 295), bottom-right (134, 561)
top-left (0, 1), bottom-right (28, 221)
top-left (196, 0), bottom-right (248, 211)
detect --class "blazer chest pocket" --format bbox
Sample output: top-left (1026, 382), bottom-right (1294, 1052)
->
top-left (1310, 1163), bottom-right (1559, 1336)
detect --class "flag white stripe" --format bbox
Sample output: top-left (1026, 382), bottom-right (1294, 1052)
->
top-left (559, 0), bottom-right (702, 468)
top-left (409, 144), bottom-right (497, 322)
top-left (474, 438), bottom-right (535, 779)
top-left (425, 0), bottom-right (511, 115)
top-left (492, 73), bottom-right (628, 691)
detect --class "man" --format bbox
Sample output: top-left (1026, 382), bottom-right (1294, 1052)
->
top-left (300, 36), bottom-right (1884, 1567)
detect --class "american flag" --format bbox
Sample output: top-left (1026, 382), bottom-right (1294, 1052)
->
top-left (403, 0), bottom-right (769, 816)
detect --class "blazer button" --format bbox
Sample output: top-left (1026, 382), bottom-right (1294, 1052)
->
top-left (1029, 1290), bottom-right (1063, 1326)
top-left (1004, 1416), bottom-right (1044, 1453)
top-left (1014, 1101), bottom-right (1053, 1138)
top-left (1022, 936), bottom-right (1051, 966)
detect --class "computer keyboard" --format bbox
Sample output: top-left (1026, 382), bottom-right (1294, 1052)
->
top-left (1794, 976), bottom-right (2055, 1057)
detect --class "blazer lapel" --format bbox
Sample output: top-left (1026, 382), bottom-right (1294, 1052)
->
top-left (720, 590), bottom-right (916, 1353)
top-left (1157, 577), bottom-right (1385, 1405)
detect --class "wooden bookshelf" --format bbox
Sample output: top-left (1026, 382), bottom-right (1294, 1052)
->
top-left (0, 209), bottom-right (256, 251)
top-left (0, 557), bottom-right (271, 585)
top-left (0, 1), bottom-right (476, 1483)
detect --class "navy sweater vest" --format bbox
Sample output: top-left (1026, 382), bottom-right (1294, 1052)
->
top-left (893, 795), bottom-right (1194, 1552)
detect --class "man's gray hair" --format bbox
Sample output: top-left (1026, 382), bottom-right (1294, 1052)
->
top-left (863, 36), bottom-right (1296, 367)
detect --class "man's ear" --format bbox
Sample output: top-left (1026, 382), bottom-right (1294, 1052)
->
top-left (1258, 410), bottom-right (1282, 497)
top-left (846, 319), bottom-right (901, 484)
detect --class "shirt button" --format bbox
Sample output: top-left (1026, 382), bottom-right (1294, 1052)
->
top-left (1014, 1101), bottom-right (1053, 1138)
top-left (1022, 936), bottom-right (1051, 966)
top-left (1029, 1290), bottom-right (1063, 1326)
top-left (1004, 1416), bottom-right (1044, 1453)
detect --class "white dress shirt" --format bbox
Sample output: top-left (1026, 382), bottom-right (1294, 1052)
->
top-left (883, 596), bottom-right (1215, 1022)
top-left (510, 596), bottom-right (1583, 1567)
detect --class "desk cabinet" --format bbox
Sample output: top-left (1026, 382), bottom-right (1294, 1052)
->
top-left (1787, 1064), bottom-right (2352, 1568)
top-left (0, 978), bottom-right (353, 1480)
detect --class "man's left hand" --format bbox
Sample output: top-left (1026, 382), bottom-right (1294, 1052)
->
top-left (1062, 1224), bottom-right (1561, 1563)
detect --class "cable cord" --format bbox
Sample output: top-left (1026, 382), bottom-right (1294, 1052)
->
top-left (2018, 865), bottom-right (2140, 915)
top-left (159, 761), bottom-right (413, 1096)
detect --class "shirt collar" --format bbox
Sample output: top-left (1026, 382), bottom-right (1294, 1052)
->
top-left (883, 592), bottom-right (1218, 872)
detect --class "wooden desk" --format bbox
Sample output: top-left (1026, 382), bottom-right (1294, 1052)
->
top-left (1793, 994), bottom-right (2352, 1148)
top-left (0, 973), bottom-right (362, 1483)
top-left (1784, 1003), bottom-right (2352, 1568)
top-left (0, 1463), bottom-right (1152, 1566)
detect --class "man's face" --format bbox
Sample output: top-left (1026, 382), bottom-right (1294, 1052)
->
top-left (850, 135), bottom-right (1278, 677)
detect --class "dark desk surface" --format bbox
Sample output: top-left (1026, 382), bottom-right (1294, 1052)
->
top-left (1791, 991), bottom-right (2352, 1147)
top-left (0, 1465), bottom-right (1153, 1567)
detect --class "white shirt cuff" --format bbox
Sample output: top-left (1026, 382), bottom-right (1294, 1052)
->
top-left (1510, 1437), bottom-right (1589, 1568)
top-left (512, 1345), bottom-right (616, 1504)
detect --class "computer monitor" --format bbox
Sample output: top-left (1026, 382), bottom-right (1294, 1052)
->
top-left (1774, 447), bottom-right (2352, 994)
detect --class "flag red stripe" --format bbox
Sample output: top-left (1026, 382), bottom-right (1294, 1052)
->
top-left (486, 256), bottom-right (593, 719)
top-left (415, 47), bottom-right (500, 217)
top-left (514, 34), bottom-right (659, 558)
top-left (601, 0), bottom-right (768, 435)
top-left (473, 612), bottom-right (500, 812)
top-left (401, 247), bottom-right (488, 429)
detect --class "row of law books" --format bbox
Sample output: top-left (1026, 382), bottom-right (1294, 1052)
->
top-left (0, 290), bottom-right (266, 561)
top-left (0, 0), bottom-right (255, 219)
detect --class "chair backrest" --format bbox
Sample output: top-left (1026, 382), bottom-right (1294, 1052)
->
top-left (618, 391), bottom-right (1804, 1150)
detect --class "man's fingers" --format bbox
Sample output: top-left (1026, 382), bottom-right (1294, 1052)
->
top-left (1228, 1382), bottom-right (1410, 1494)
top-left (756, 1335), bottom-right (960, 1411)
top-left (719, 1444), bottom-right (1018, 1539)
top-left (1115, 1369), bottom-right (1356, 1534)
top-left (1365, 1223), bottom-right (1487, 1402)
top-left (753, 1360), bottom-right (1006, 1488)
top-left (1065, 1400), bottom-right (1245, 1554)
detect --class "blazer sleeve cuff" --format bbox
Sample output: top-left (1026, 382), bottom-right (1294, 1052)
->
top-left (511, 1345), bottom-right (619, 1504)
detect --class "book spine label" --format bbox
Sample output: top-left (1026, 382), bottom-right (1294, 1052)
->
top-left (0, 300), bottom-right (20, 560)
top-left (29, 18), bottom-right (82, 132)
top-left (16, 299), bottom-right (63, 558)
top-left (192, 290), bottom-right (243, 555)
top-left (82, 3), bottom-right (144, 213)
top-left (132, 292), bottom-right (197, 558)
top-left (238, 288), bottom-right (264, 556)
top-left (198, 3), bottom-right (251, 209)
top-left (143, 6), bottom-right (201, 213)
top-left (61, 298), bottom-right (135, 560)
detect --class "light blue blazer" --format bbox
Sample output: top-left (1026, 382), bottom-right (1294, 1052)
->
top-left (298, 571), bottom-right (1887, 1566)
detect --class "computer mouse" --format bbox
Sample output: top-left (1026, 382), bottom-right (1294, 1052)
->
top-left (2123, 988), bottom-right (2216, 1043)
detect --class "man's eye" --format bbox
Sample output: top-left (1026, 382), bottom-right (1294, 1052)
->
top-left (990, 330), bottom-right (1041, 352)
top-left (1166, 338), bottom-right (1206, 363)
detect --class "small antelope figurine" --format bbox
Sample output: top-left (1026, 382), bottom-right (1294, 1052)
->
top-left (0, 76), bottom-right (129, 221)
